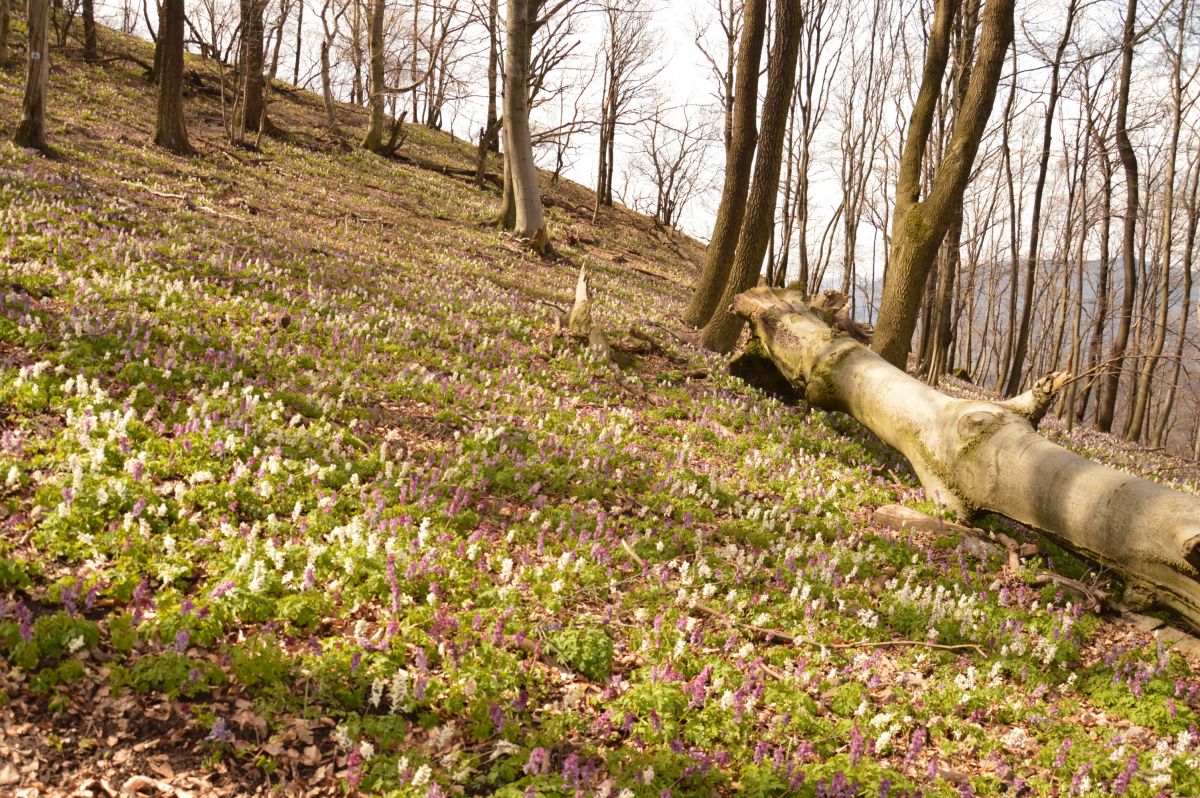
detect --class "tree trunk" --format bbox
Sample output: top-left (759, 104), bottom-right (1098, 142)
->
top-left (82, 0), bottom-right (97, 61)
top-left (293, 0), bottom-right (303, 86)
top-left (0, 0), bottom-right (10, 69)
top-left (1126, 0), bottom-right (1187, 443)
top-left (1151, 154), bottom-right (1200, 449)
top-left (732, 286), bottom-right (1200, 627)
top-left (154, 0), bottom-right (192, 154)
top-left (698, 0), bottom-right (803, 353)
top-left (1001, 0), bottom-right (1076, 396)
top-left (320, 37), bottom-right (337, 128)
top-left (14, 0), bottom-right (50, 152)
top-left (1097, 0), bottom-right (1139, 434)
top-left (361, 0), bottom-right (388, 152)
top-left (500, 0), bottom-right (548, 252)
top-left (871, 0), bottom-right (1015, 369)
top-left (486, 0), bottom-right (499, 152)
top-left (683, 0), bottom-right (767, 328)
top-left (240, 0), bottom-right (268, 133)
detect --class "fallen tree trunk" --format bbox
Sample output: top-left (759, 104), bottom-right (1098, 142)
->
top-left (730, 287), bottom-right (1200, 626)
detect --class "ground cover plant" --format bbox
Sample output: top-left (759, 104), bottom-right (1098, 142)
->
top-left (2, 21), bottom-right (1200, 798)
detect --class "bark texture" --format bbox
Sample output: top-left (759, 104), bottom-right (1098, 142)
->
top-left (871, 0), bottom-right (1015, 369)
top-left (698, 0), bottom-right (802, 353)
top-left (732, 286), bottom-right (1200, 626)
top-left (682, 0), bottom-right (767, 328)
top-left (154, 0), bottom-right (193, 154)
top-left (14, 0), bottom-right (50, 152)
top-left (0, 0), bottom-right (10, 69)
top-left (500, 0), bottom-right (548, 252)
top-left (240, 0), bottom-right (269, 133)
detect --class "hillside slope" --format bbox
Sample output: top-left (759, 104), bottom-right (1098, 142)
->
top-left (2, 23), bottom-right (1200, 798)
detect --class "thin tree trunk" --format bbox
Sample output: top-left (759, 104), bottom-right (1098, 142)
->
top-left (293, 0), bottom-right (303, 85)
top-left (1001, 0), bottom-right (1077, 396)
top-left (683, 0), bottom-right (767, 328)
top-left (699, 0), bottom-right (803, 352)
top-left (15, 0), bottom-right (50, 152)
top-left (154, 0), bottom-right (192, 154)
top-left (1151, 155), bottom-right (1200, 449)
top-left (1097, 0), bottom-right (1140, 434)
top-left (1077, 150), bottom-right (1113, 422)
top-left (486, 0), bottom-right (499, 152)
top-left (1127, 0), bottom-right (1188, 442)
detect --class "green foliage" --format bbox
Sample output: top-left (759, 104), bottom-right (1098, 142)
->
top-left (547, 625), bottom-right (613, 682)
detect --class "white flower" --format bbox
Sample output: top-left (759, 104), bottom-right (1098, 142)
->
top-left (190, 470), bottom-right (214, 484)
top-left (5, 466), bottom-right (19, 487)
top-left (359, 741), bottom-right (375, 760)
top-left (411, 764), bottom-right (431, 787)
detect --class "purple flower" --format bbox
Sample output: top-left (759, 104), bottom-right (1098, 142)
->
top-left (524, 747), bottom-right (549, 776)
top-left (206, 717), bottom-right (233, 742)
top-left (174, 628), bottom-right (190, 652)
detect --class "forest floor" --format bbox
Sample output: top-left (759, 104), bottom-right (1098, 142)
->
top-left (4, 21), bottom-right (1200, 798)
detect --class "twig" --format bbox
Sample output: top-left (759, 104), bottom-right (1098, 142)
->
top-left (1030, 573), bottom-right (1108, 611)
top-left (620, 538), bottom-right (645, 569)
top-left (693, 602), bottom-right (985, 656)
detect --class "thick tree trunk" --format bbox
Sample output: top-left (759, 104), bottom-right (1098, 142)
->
top-left (240, 0), bottom-right (269, 133)
top-left (154, 0), bottom-right (192, 154)
top-left (683, 0), bottom-right (767, 328)
top-left (82, 0), bottom-right (97, 61)
top-left (14, 0), bottom-right (50, 152)
top-left (698, 0), bottom-right (802, 353)
top-left (500, 0), bottom-right (548, 252)
top-left (0, 0), bottom-right (10, 69)
top-left (872, 0), bottom-right (1015, 369)
top-left (361, 0), bottom-right (387, 152)
top-left (732, 286), bottom-right (1200, 626)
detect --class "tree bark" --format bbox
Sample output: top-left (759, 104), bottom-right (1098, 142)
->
top-left (486, 0), bottom-right (500, 152)
top-left (0, 0), bottom-right (10, 69)
top-left (293, 0), bottom-right (303, 86)
top-left (871, 0), bottom-right (1015, 370)
top-left (698, 0), bottom-right (803, 353)
top-left (361, 0), bottom-right (388, 151)
top-left (1097, 0), bottom-right (1139, 434)
top-left (82, 0), bottom-right (97, 61)
top-left (683, 0), bottom-right (767, 328)
top-left (500, 0), bottom-right (548, 252)
top-left (240, 0), bottom-right (269, 133)
top-left (153, 0), bottom-right (193, 154)
top-left (732, 286), bottom-right (1200, 627)
top-left (14, 0), bottom-right (50, 152)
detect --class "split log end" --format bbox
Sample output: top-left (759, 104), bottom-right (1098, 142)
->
top-left (998, 371), bottom-right (1071, 428)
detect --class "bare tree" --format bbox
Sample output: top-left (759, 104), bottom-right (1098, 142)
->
top-left (630, 101), bottom-right (717, 229)
top-left (593, 0), bottom-right (658, 214)
top-left (693, 0), bottom-right (742, 153)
